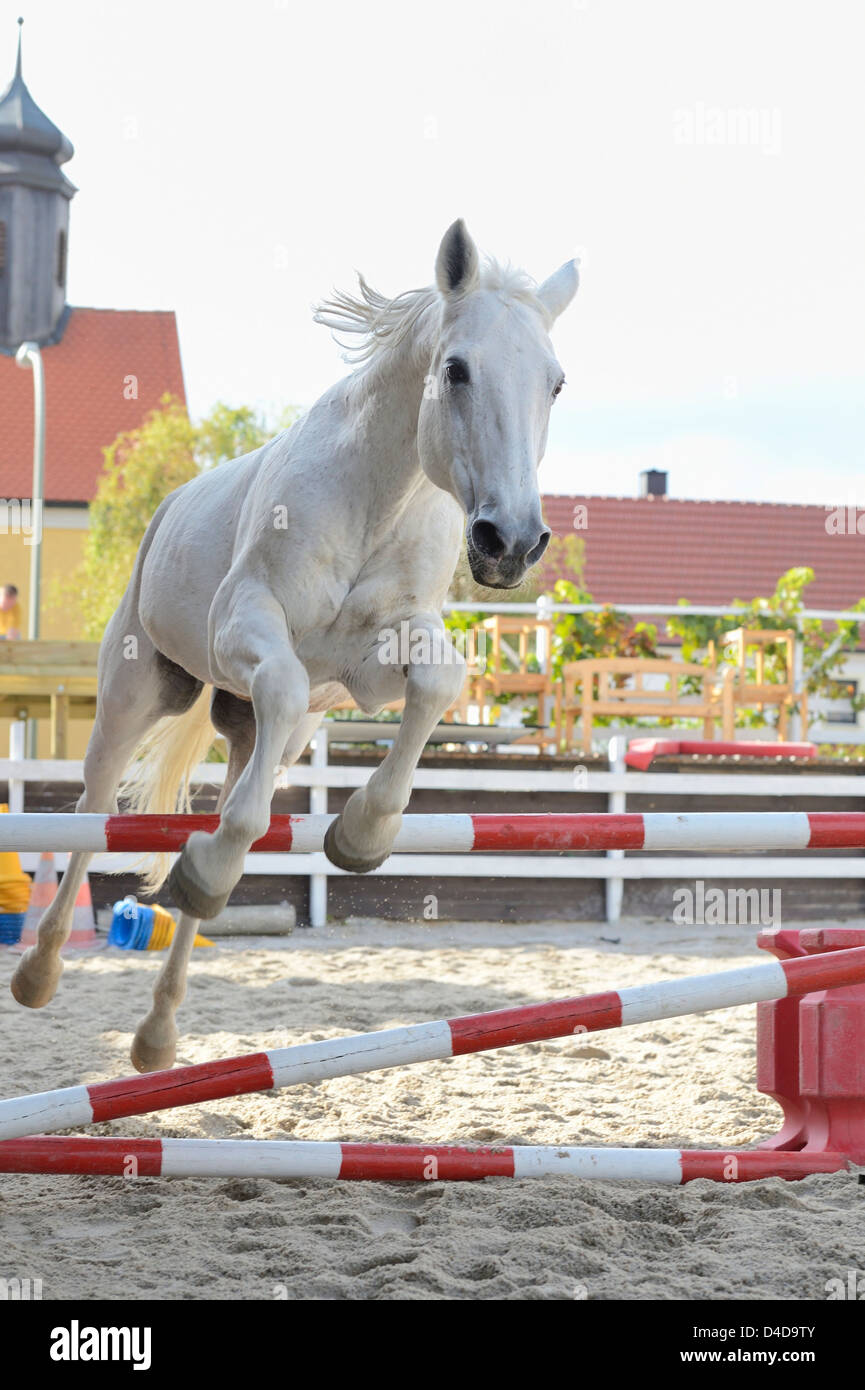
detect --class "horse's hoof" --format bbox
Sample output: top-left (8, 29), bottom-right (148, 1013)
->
top-left (10, 949), bottom-right (63, 1009)
top-left (323, 818), bottom-right (392, 875)
top-left (167, 851), bottom-right (230, 921)
top-left (130, 1017), bottom-right (177, 1074)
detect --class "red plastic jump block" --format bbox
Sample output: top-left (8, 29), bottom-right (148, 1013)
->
top-left (757, 927), bottom-right (865, 1163)
top-left (625, 738), bottom-right (817, 771)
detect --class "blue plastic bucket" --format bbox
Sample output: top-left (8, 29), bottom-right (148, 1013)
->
top-left (108, 897), bottom-right (156, 951)
top-left (0, 911), bottom-right (25, 945)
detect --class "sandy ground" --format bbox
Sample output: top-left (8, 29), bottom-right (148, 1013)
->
top-left (0, 918), bottom-right (862, 1302)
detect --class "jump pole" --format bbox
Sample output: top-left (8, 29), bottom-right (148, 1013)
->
top-left (1, 811), bottom-right (865, 853)
top-left (2, 944), bottom-right (864, 1143)
top-left (0, 1135), bottom-right (850, 1183)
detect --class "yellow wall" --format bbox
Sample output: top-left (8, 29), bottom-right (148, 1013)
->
top-left (0, 519), bottom-right (93, 759)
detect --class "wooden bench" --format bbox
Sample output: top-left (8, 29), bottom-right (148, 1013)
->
top-left (557, 657), bottom-right (721, 754)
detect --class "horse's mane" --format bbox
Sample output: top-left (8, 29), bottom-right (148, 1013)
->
top-left (313, 260), bottom-right (543, 364)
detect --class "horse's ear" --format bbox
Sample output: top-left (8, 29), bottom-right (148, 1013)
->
top-left (435, 220), bottom-right (480, 297)
top-left (537, 259), bottom-right (580, 324)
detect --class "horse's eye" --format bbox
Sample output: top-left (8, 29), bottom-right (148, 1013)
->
top-left (553, 378), bottom-right (565, 399)
top-left (445, 359), bottom-right (470, 385)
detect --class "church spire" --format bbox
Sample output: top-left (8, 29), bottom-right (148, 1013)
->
top-left (0, 17), bottom-right (75, 176)
top-left (0, 19), bottom-right (76, 350)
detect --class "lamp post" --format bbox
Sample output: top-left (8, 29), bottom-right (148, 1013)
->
top-left (15, 340), bottom-right (45, 757)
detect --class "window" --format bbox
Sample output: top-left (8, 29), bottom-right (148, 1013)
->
top-left (56, 228), bottom-right (66, 288)
top-left (0, 220), bottom-right (6, 277)
top-left (825, 680), bottom-right (859, 725)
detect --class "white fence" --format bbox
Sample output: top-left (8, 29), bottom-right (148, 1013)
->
top-left (3, 721), bottom-right (864, 927)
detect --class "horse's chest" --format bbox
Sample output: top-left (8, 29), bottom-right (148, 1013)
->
top-left (298, 596), bottom-right (393, 673)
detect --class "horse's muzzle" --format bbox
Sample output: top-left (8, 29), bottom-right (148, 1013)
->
top-left (466, 516), bottom-right (551, 588)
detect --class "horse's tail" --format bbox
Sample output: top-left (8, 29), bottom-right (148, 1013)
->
top-left (117, 685), bottom-right (215, 894)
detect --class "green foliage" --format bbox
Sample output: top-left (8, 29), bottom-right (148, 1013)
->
top-left (447, 560), bottom-right (865, 738)
top-left (816, 743), bottom-right (865, 762)
top-left (550, 578), bottom-right (658, 680)
top-left (196, 402), bottom-right (299, 470)
top-left (668, 567), bottom-right (865, 731)
top-left (70, 396), bottom-right (199, 638)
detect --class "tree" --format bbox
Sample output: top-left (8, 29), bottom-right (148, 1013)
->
top-left (196, 402), bottom-right (299, 470)
top-left (54, 397), bottom-right (299, 638)
top-left (70, 396), bottom-right (199, 637)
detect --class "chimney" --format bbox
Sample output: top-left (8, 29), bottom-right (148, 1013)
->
top-left (640, 469), bottom-right (667, 498)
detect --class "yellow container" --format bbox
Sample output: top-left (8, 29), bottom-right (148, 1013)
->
top-left (147, 903), bottom-right (213, 950)
top-left (0, 804), bottom-right (32, 914)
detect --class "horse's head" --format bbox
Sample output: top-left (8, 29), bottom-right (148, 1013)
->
top-left (418, 220), bottom-right (578, 589)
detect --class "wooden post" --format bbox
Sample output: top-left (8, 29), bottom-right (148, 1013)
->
top-left (50, 688), bottom-right (68, 759)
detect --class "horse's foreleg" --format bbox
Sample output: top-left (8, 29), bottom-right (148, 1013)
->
top-left (168, 599), bottom-right (309, 920)
top-left (325, 619), bottom-right (465, 872)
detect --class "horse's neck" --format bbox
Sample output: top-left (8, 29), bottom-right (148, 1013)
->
top-left (342, 337), bottom-right (433, 520)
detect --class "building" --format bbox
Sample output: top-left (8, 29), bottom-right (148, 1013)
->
top-left (543, 473), bottom-right (865, 612)
top-left (0, 22), bottom-right (185, 641)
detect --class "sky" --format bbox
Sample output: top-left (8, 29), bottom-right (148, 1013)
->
top-left (7, 0), bottom-right (865, 505)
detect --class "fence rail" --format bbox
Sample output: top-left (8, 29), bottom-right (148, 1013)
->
top-left (3, 721), bottom-right (864, 927)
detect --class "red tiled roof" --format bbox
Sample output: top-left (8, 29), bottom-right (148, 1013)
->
top-left (542, 494), bottom-right (865, 612)
top-left (1, 307), bottom-right (185, 503)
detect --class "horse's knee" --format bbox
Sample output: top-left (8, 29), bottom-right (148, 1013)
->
top-left (407, 648), bottom-right (466, 707)
top-left (251, 655), bottom-right (308, 720)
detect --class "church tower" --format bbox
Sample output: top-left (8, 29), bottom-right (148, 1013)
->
top-left (0, 19), bottom-right (76, 352)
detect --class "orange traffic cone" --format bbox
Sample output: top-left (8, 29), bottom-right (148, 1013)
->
top-left (20, 851), bottom-right (58, 946)
top-left (67, 874), bottom-right (97, 948)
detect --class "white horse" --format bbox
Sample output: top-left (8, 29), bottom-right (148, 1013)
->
top-left (11, 220), bottom-right (578, 1072)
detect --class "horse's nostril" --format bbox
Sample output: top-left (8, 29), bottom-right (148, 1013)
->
top-left (527, 528), bottom-right (552, 565)
top-left (471, 519), bottom-right (508, 560)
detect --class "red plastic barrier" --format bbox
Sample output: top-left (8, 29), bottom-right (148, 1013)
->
top-left (757, 928), bottom-right (865, 1164)
top-left (625, 738), bottom-right (817, 771)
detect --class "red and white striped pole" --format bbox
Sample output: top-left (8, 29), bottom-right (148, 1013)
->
top-left (2, 944), bottom-right (864, 1142)
top-left (0, 1135), bottom-right (849, 1183)
top-left (0, 811), bottom-right (864, 854)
